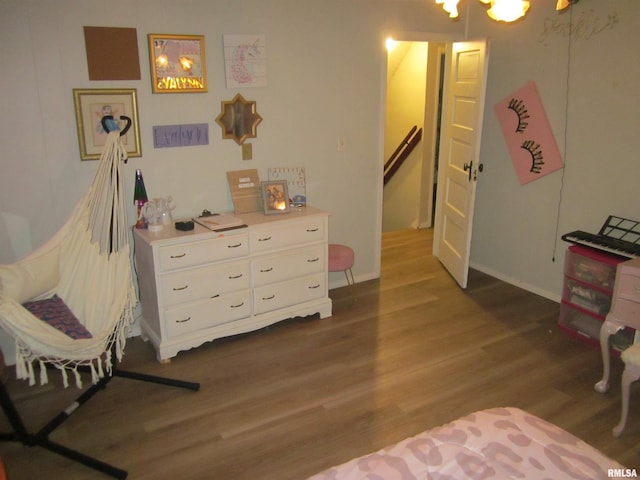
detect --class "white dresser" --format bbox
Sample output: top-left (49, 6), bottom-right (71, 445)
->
top-left (133, 207), bottom-right (332, 361)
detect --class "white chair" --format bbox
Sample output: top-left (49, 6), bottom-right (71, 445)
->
top-left (613, 343), bottom-right (640, 437)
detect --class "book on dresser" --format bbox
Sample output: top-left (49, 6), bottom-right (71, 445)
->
top-left (192, 213), bottom-right (245, 231)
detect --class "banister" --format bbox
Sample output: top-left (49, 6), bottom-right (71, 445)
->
top-left (384, 126), bottom-right (423, 186)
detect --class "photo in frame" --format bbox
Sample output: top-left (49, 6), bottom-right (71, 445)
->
top-left (261, 181), bottom-right (290, 215)
top-left (148, 34), bottom-right (207, 93)
top-left (73, 88), bottom-right (141, 161)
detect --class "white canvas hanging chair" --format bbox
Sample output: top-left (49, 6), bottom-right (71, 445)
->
top-left (0, 128), bottom-right (199, 480)
top-left (0, 132), bottom-right (135, 388)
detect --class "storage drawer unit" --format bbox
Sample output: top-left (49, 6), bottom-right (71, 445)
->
top-left (134, 207), bottom-right (333, 361)
top-left (564, 246), bottom-right (618, 290)
top-left (559, 245), bottom-right (631, 353)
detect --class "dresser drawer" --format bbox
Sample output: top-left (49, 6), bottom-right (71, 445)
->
top-left (252, 245), bottom-right (325, 287)
top-left (254, 273), bottom-right (325, 314)
top-left (250, 218), bottom-right (325, 254)
top-left (617, 273), bottom-right (640, 301)
top-left (559, 302), bottom-right (601, 340)
top-left (562, 278), bottom-right (611, 316)
top-left (164, 290), bottom-right (252, 338)
top-left (564, 247), bottom-right (619, 291)
top-left (160, 260), bottom-right (250, 307)
top-left (158, 233), bottom-right (248, 272)
top-left (610, 298), bottom-right (640, 323)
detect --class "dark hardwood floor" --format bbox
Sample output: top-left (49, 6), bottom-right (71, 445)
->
top-left (1, 228), bottom-right (638, 479)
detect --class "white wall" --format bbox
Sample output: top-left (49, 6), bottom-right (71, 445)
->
top-left (0, 0), bottom-right (458, 287)
top-left (1, 0), bottom-right (639, 306)
top-left (465, 0), bottom-right (640, 300)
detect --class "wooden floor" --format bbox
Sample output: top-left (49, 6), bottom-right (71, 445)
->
top-left (1, 228), bottom-right (638, 479)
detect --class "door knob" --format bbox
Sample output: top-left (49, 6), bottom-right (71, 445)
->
top-left (463, 161), bottom-right (472, 181)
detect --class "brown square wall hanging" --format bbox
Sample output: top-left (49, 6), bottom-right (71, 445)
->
top-left (84, 26), bottom-right (141, 80)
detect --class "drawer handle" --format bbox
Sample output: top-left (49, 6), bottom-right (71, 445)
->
top-left (227, 243), bottom-right (243, 248)
top-left (307, 257), bottom-right (320, 263)
top-left (175, 317), bottom-right (191, 323)
top-left (262, 294), bottom-right (275, 300)
top-left (231, 302), bottom-right (245, 308)
top-left (172, 285), bottom-right (189, 291)
top-left (258, 236), bottom-right (272, 242)
top-left (260, 267), bottom-right (273, 273)
top-left (170, 253), bottom-right (187, 258)
top-left (308, 284), bottom-right (321, 289)
top-left (306, 228), bottom-right (319, 232)
top-left (228, 273), bottom-right (243, 279)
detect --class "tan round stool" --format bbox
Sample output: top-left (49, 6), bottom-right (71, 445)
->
top-left (328, 244), bottom-right (355, 285)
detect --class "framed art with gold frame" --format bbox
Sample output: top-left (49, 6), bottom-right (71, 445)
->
top-left (72, 88), bottom-right (141, 161)
top-left (148, 34), bottom-right (207, 93)
top-left (261, 181), bottom-right (290, 215)
top-left (215, 93), bottom-right (262, 145)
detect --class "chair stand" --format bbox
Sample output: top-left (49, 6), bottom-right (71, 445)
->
top-left (0, 363), bottom-right (200, 479)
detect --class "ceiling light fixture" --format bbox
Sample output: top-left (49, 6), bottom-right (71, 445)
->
top-left (556, 0), bottom-right (580, 10)
top-left (483, 0), bottom-right (530, 22)
top-left (435, 0), bottom-right (579, 23)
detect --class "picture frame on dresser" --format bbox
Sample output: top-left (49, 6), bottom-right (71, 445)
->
top-left (261, 180), bottom-right (290, 214)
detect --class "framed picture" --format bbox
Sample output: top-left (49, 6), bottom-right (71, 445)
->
top-left (73, 88), bottom-right (141, 161)
top-left (148, 34), bottom-right (207, 93)
top-left (261, 181), bottom-right (290, 215)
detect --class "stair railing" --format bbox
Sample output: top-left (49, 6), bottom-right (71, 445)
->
top-left (383, 125), bottom-right (423, 186)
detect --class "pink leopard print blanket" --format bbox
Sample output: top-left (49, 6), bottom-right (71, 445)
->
top-left (307, 407), bottom-right (625, 480)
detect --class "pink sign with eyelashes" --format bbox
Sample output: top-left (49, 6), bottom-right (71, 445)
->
top-left (495, 81), bottom-right (563, 185)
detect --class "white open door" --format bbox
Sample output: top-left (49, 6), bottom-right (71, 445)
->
top-left (433, 39), bottom-right (489, 288)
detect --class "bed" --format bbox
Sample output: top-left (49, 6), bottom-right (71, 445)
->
top-left (307, 407), bottom-right (626, 480)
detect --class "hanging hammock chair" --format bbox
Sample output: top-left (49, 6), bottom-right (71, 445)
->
top-left (0, 126), bottom-right (199, 480)
top-left (0, 131), bottom-right (135, 388)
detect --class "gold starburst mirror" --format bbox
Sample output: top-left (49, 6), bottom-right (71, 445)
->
top-left (215, 93), bottom-right (262, 145)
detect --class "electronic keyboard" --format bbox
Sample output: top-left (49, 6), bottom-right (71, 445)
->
top-left (561, 216), bottom-right (640, 259)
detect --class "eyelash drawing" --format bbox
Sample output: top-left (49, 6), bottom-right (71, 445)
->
top-left (508, 98), bottom-right (530, 133)
top-left (520, 140), bottom-right (544, 173)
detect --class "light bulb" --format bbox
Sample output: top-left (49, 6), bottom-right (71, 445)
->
top-left (436, 0), bottom-right (461, 18)
top-left (486, 0), bottom-right (530, 22)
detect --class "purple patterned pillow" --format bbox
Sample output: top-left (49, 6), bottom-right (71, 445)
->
top-left (23, 295), bottom-right (92, 340)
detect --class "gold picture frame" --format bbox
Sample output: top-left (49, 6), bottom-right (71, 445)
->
top-left (261, 181), bottom-right (290, 215)
top-left (73, 88), bottom-right (141, 161)
top-left (148, 34), bottom-right (207, 93)
top-left (215, 93), bottom-right (262, 145)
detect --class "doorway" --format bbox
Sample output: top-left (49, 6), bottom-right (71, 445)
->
top-left (382, 39), bottom-right (446, 233)
top-left (380, 36), bottom-right (490, 288)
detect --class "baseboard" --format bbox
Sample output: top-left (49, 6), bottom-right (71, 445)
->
top-left (470, 261), bottom-right (561, 303)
